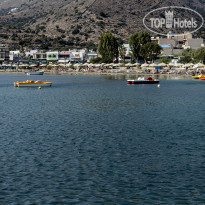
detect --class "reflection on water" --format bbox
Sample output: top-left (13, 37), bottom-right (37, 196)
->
top-left (106, 74), bottom-right (192, 80)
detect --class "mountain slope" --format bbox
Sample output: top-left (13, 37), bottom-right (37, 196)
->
top-left (0, 0), bottom-right (204, 47)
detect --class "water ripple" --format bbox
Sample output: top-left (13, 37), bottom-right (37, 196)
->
top-left (0, 74), bottom-right (205, 204)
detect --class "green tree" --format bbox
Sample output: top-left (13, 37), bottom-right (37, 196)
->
top-left (178, 56), bottom-right (192, 64)
top-left (97, 32), bottom-right (119, 63)
top-left (159, 57), bottom-right (171, 64)
top-left (194, 47), bottom-right (205, 63)
top-left (179, 47), bottom-right (205, 63)
top-left (119, 45), bottom-right (126, 63)
top-left (129, 31), bottom-right (151, 61)
top-left (90, 57), bottom-right (102, 64)
top-left (140, 42), bottom-right (162, 63)
top-left (181, 48), bottom-right (195, 58)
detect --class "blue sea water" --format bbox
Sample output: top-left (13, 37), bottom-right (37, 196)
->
top-left (0, 73), bottom-right (205, 204)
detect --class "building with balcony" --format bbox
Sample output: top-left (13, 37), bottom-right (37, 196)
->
top-left (85, 51), bottom-right (98, 62)
top-left (0, 44), bottom-right (9, 63)
top-left (33, 51), bottom-right (47, 63)
top-left (58, 51), bottom-right (70, 63)
top-left (184, 38), bottom-right (204, 49)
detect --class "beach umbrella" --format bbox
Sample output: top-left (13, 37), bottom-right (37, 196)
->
top-left (116, 63), bottom-right (124, 67)
top-left (92, 64), bottom-right (100, 67)
top-left (168, 63), bottom-right (175, 67)
top-left (4, 63), bottom-right (12, 67)
top-left (141, 63), bottom-right (149, 67)
top-left (30, 64), bottom-right (37, 67)
top-left (40, 64), bottom-right (47, 67)
top-left (158, 63), bottom-right (167, 67)
top-left (74, 63), bottom-right (81, 67)
top-left (65, 63), bottom-right (71, 67)
top-left (183, 63), bottom-right (194, 67)
top-left (83, 63), bottom-right (89, 66)
top-left (107, 63), bottom-right (115, 67)
top-left (194, 63), bottom-right (205, 68)
top-left (125, 63), bottom-right (133, 67)
top-left (19, 64), bottom-right (29, 67)
top-left (58, 63), bottom-right (66, 67)
top-left (89, 63), bottom-right (96, 67)
top-left (197, 63), bottom-right (205, 67)
top-left (112, 64), bottom-right (119, 67)
top-left (175, 63), bottom-right (183, 67)
top-left (149, 63), bottom-right (157, 67)
top-left (51, 64), bottom-right (58, 67)
top-left (104, 64), bottom-right (111, 67)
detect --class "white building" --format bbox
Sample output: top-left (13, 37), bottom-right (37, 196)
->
top-left (25, 50), bottom-right (38, 58)
top-left (9, 50), bottom-right (20, 61)
top-left (70, 50), bottom-right (86, 63)
top-left (46, 51), bottom-right (59, 61)
top-left (86, 51), bottom-right (98, 62)
top-left (58, 51), bottom-right (71, 63)
top-left (123, 44), bottom-right (131, 56)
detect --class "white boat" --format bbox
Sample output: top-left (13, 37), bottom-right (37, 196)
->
top-left (27, 71), bottom-right (44, 75)
top-left (127, 77), bottom-right (159, 84)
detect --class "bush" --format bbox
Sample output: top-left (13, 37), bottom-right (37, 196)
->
top-left (72, 28), bottom-right (80, 35)
top-left (100, 11), bottom-right (108, 18)
top-left (0, 33), bottom-right (8, 39)
top-left (159, 57), bottom-right (171, 64)
top-left (178, 56), bottom-right (192, 64)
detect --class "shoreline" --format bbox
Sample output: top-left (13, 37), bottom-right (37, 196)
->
top-left (0, 70), bottom-right (195, 81)
top-left (0, 69), bottom-right (195, 76)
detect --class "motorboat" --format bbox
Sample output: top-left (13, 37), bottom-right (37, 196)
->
top-left (14, 80), bottom-right (52, 87)
top-left (127, 77), bottom-right (159, 84)
top-left (192, 74), bottom-right (205, 79)
top-left (27, 71), bottom-right (44, 75)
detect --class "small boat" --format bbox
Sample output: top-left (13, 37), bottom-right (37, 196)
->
top-left (14, 80), bottom-right (52, 87)
top-left (198, 78), bottom-right (205, 81)
top-left (127, 77), bottom-right (159, 84)
top-left (192, 74), bottom-right (205, 79)
top-left (27, 71), bottom-right (44, 75)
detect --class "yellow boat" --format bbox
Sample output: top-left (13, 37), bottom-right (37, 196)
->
top-left (192, 74), bottom-right (205, 79)
top-left (14, 80), bottom-right (52, 87)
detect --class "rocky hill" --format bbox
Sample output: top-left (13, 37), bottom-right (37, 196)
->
top-left (0, 0), bottom-right (204, 49)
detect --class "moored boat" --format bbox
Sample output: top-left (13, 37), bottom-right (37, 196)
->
top-left (27, 71), bottom-right (44, 75)
top-left (14, 80), bottom-right (52, 87)
top-left (127, 77), bottom-right (159, 84)
top-left (198, 78), bottom-right (205, 81)
top-left (192, 74), bottom-right (205, 79)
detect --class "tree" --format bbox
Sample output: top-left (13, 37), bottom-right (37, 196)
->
top-left (140, 42), bottom-right (162, 63)
top-left (179, 47), bottom-right (205, 64)
top-left (194, 47), bottom-right (205, 63)
top-left (119, 45), bottom-right (126, 63)
top-left (152, 43), bottom-right (162, 61)
top-left (178, 56), bottom-right (192, 64)
top-left (182, 48), bottom-right (197, 59)
top-left (97, 32), bottom-right (119, 63)
top-left (159, 57), bottom-right (171, 64)
top-left (129, 31), bottom-right (151, 61)
top-left (90, 57), bottom-right (102, 64)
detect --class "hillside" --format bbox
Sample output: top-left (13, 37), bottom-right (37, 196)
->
top-left (0, 0), bottom-right (204, 49)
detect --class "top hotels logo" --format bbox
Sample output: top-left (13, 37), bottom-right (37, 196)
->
top-left (143, 6), bottom-right (204, 36)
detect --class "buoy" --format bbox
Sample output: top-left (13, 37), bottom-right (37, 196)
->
top-left (38, 86), bottom-right (42, 90)
top-left (158, 84), bottom-right (160, 88)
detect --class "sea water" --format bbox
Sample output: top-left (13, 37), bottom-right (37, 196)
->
top-left (0, 73), bottom-right (205, 204)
